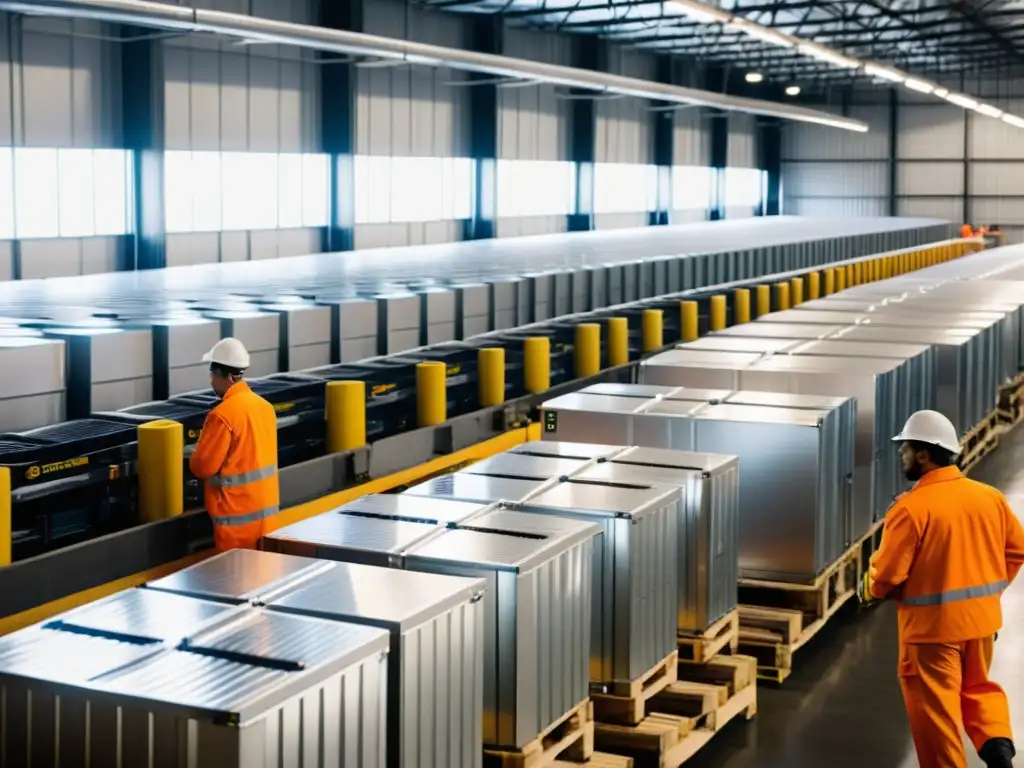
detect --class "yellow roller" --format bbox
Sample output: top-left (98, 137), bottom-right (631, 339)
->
top-left (807, 272), bottom-right (821, 300)
top-left (853, 261), bottom-right (863, 286)
top-left (775, 282), bottom-right (791, 311)
top-left (608, 317), bottom-right (629, 366)
top-left (680, 301), bottom-right (699, 341)
top-left (416, 361), bottom-right (447, 427)
top-left (790, 277), bottom-right (804, 306)
top-left (326, 380), bottom-right (366, 453)
top-left (755, 285), bottom-right (771, 317)
top-left (138, 420), bottom-right (184, 523)
top-left (836, 267), bottom-right (847, 292)
top-left (733, 288), bottom-right (751, 324)
top-left (0, 467), bottom-right (9, 566)
top-left (824, 268), bottom-right (836, 296)
top-left (642, 309), bottom-right (664, 352)
top-left (478, 347), bottom-right (506, 407)
top-left (575, 323), bottom-right (601, 378)
top-left (710, 295), bottom-right (727, 331)
top-left (524, 337), bottom-right (551, 393)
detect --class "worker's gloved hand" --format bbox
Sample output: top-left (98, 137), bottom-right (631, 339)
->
top-left (857, 571), bottom-right (879, 607)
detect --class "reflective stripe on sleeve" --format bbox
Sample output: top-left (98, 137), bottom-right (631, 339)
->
top-left (209, 505), bottom-right (280, 527)
top-left (207, 464), bottom-right (278, 488)
top-left (901, 579), bottom-right (1008, 607)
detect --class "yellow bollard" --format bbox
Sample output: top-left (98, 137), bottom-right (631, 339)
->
top-left (775, 282), bottom-right (791, 311)
top-left (524, 337), bottom-right (551, 393)
top-left (326, 380), bottom-right (366, 453)
top-left (808, 272), bottom-right (821, 300)
top-left (790, 277), bottom-right (804, 306)
top-left (607, 317), bottom-right (629, 367)
top-left (681, 301), bottom-right (699, 341)
top-left (733, 289), bottom-right (751, 324)
top-left (854, 261), bottom-right (863, 286)
top-left (416, 361), bottom-right (447, 427)
top-left (642, 309), bottom-right (664, 352)
top-left (139, 420), bottom-right (184, 523)
top-left (0, 466), bottom-right (9, 566)
top-left (575, 323), bottom-right (601, 378)
top-left (836, 267), bottom-right (847, 292)
top-left (846, 264), bottom-right (855, 287)
top-left (710, 295), bottom-right (727, 331)
top-left (824, 268), bottom-right (836, 296)
top-left (755, 285), bottom-right (771, 317)
top-left (478, 347), bottom-right (506, 407)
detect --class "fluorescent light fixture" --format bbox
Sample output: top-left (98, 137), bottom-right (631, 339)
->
top-left (946, 93), bottom-right (978, 110)
top-left (1002, 114), bottom-right (1024, 129)
top-left (904, 78), bottom-right (934, 94)
top-left (726, 17), bottom-right (795, 48)
top-left (933, 87), bottom-right (950, 98)
top-left (745, 71), bottom-right (764, 84)
top-left (797, 41), bottom-right (859, 69)
top-left (863, 63), bottom-right (905, 84)
top-left (785, 85), bottom-right (801, 96)
top-left (663, 0), bottom-right (731, 24)
top-left (976, 103), bottom-right (1004, 119)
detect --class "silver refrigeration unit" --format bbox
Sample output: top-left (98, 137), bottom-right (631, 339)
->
top-left (0, 588), bottom-right (390, 768)
top-left (264, 501), bottom-right (600, 751)
top-left (539, 388), bottom-right (856, 583)
top-left (147, 548), bottom-right (487, 768)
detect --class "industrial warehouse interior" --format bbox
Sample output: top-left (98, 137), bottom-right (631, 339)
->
top-left (3, 0), bottom-right (1024, 767)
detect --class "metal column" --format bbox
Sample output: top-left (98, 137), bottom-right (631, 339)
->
top-left (704, 66), bottom-right (728, 222)
top-left (758, 117), bottom-right (781, 217)
top-left (567, 37), bottom-right (601, 232)
top-left (649, 56), bottom-right (673, 227)
top-left (463, 17), bottom-right (501, 241)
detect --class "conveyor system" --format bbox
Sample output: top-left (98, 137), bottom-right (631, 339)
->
top-left (0, 222), bottom-right (986, 622)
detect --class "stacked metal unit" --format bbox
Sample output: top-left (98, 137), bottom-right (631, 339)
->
top-left (540, 384), bottom-right (856, 583)
top-left (256, 299), bottom-right (334, 372)
top-left (0, 588), bottom-right (390, 767)
top-left (138, 316), bottom-right (222, 399)
top-left (407, 450), bottom-right (681, 684)
top-left (147, 549), bottom-right (486, 768)
top-left (506, 440), bottom-right (740, 634)
top-left (0, 335), bottom-right (66, 432)
top-left (199, 308), bottom-right (282, 378)
top-left (318, 295), bottom-right (380, 363)
top-left (264, 496), bottom-right (600, 750)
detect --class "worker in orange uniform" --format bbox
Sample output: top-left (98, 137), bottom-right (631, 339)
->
top-left (961, 223), bottom-right (976, 238)
top-left (188, 338), bottom-right (280, 551)
top-left (861, 410), bottom-right (1024, 768)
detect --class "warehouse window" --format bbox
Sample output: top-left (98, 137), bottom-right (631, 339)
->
top-left (496, 160), bottom-right (576, 218)
top-left (723, 167), bottom-right (765, 209)
top-left (164, 151), bottom-right (330, 233)
top-left (593, 163), bottom-right (659, 214)
top-left (0, 148), bottom-right (132, 240)
top-left (671, 166), bottom-right (715, 211)
top-left (353, 155), bottom-right (473, 224)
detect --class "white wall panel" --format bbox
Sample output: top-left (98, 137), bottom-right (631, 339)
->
top-left (897, 197), bottom-right (963, 221)
top-left (899, 161), bottom-right (964, 197)
top-left (784, 197), bottom-right (887, 217)
top-left (782, 161), bottom-right (887, 198)
top-left (354, 221), bottom-right (462, 249)
top-left (673, 108), bottom-right (708, 165)
top-left (897, 105), bottom-right (964, 160)
top-left (671, 209), bottom-right (706, 224)
top-left (969, 161), bottom-right (1024, 197)
top-left (972, 198), bottom-right (1024, 228)
top-left (782, 105), bottom-right (889, 161)
top-left (726, 113), bottom-right (757, 168)
top-left (496, 216), bottom-right (567, 238)
top-left (971, 103), bottom-right (1024, 159)
top-left (595, 212), bottom-right (648, 230)
top-left (499, 29), bottom-right (571, 161)
top-left (595, 97), bottom-right (650, 163)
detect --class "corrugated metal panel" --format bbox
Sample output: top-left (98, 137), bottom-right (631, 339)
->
top-left (971, 198), bottom-right (1024, 227)
top-left (725, 206), bottom-right (757, 219)
top-left (496, 216), bottom-right (568, 238)
top-left (673, 108), bottom-right (708, 165)
top-left (970, 161), bottom-right (1024, 196)
top-left (355, 221), bottom-right (463, 249)
top-left (362, 0), bottom-right (464, 45)
top-left (897, 104), bottom-right (965, 160)
top-left (498, 84), bottom-right (569, 160)
top-left (726, 113), bottom-right (757, 168)
top-left (502, 27), bottom-right (574, 65)
top-left (971, 100), bottom-right (1024, 159)
top-left (671, 209), bottom-right (706, 224)
top-left (783, 197), bottom-right (887, 217)
top-left (595, 97), bottom-right (651, 163)
top-left (166, 228), bottom-right (321, 267)
top-left (19, 238), bottom-right (120, 278)
top-left (610, 48), bottom-right (656, 81)
top-left (595, 213), bottom-right (649, 230)
top-left (782, 161), bottom-right (888, 198)
top-left (897, 197), bottom-right (964, 220)
top-left (899, 161), bottom-right (964, 196)
top-left (782, 105), bottom-right (889, 161)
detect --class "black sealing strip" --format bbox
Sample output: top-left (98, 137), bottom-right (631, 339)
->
top-left (42, 620), bottom-right (163, 646)
top-left (177, 640), bottom-right (306, 672)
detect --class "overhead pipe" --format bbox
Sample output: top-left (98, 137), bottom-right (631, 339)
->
top-left (0, 0), bottom-right (869, 133)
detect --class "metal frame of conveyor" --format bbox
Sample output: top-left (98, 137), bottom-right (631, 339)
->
top-left (0, 236), bottom-right (982, 629)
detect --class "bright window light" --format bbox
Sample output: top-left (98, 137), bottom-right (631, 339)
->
top-left (593, 163), bottom-right (658, 214)
top-left (0, 149), bottom-right (13, 240)
top-left (745, 72), bottom-right (764, 84)
top-left (785, 85), bottom-right (801, 96)
top-left (14, 148), bottom-right (60, 239)
top-left (191, 151), bottom-right (223, 232)
top-left (278, 153), bottom-right (304, 229)
top-left (93, 149), bottom-right (131, 236)
top-left (496, 160), bottom-right (576, 218)
top-left (723, 167), bottom-right (764, 208)
top-left (671, 165), bottom-right (714, 211)
top-left (57, 149), bottom-right (96, 238)
top-left (300, 154), bottom-right (330, 227)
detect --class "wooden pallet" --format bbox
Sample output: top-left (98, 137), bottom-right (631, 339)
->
top-left (996, 374), bottom-right (1024, 427)
top-left (592, 650), bottom-right (680, 725)
top-left (960, 408), bottom-right (1001, 476)
top-left (485, 699), bottom-right (595, 768)
top-left (551, 753), bottom-right (634, 767)
top-left (593, 655), bottom-right (758, 768)
top-left (676, 610), bottom-right (739, 664)
top-left (735, 522), bottom-right (877, 682)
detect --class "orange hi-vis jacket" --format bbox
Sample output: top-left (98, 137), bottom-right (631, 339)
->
top-left (961, 224), bottom-right (975, 238)
top-left (188, 381), bottom-right (280, 551)
top-left (869, 465), bottom-right (1024, 644)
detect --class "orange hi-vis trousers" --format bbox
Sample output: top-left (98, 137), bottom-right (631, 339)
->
top-left (898, 637), bottom-right (1012, 768)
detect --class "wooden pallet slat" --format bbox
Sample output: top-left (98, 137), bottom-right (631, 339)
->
top-left (592, 650), bottom-right (679, 726)
top-left (485, 699), bottom-right (595, 768)
top-left (677, 609), bottom-right (739, 663)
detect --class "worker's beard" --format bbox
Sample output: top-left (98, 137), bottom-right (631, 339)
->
top-left (903, 463), bottom-right (924, 482)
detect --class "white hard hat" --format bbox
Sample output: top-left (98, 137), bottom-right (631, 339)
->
top-left (202, 337), bottom-right (250, 370)
top-left (892, 410), bottom-right (961, 455)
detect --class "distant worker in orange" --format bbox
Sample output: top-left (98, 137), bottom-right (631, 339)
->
top-left (189, 338), bottom-right (280, 551)
top-left (861, 410), bottom-right (1024, 768)
top-left (961, 223), bottom-right (976, 238)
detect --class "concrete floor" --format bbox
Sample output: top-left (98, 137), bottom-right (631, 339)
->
top-left (684, 425), bottom-right (1024, 768)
